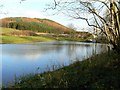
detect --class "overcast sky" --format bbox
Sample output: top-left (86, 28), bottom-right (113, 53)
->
top-left (0, 0), bottom-right (89, 31)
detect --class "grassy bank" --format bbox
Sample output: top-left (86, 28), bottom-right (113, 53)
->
top-left (5, 51), bottom-right (120, 89)
top-left (0, 27), bottom-right (93, 44)
top-left (0, 35), bottom-right (54, 44)
top-left (52, 36), bottom-right (87, 42)
top-left (0, 27), bottom-right (55, 44)
top-left (0, 35), bottom-right (86, 44)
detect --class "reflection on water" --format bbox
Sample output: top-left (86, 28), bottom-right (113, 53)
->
top-left (1, 41), bottom-right (108, 86)
top-left (0, 45), bottom-right (2, 88)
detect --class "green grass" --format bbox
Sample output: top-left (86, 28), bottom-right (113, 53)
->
top-left (0, 27), bottom-right (90, 44)
top-left (0, 27), bottom-right (15, 33)
top-left (5, 51), bottom-right (120, 89)
top-left (52, 37), bottom-right (87, 42)
top-left (1, 35), bottom-right (54, 44)
top-left (0, 27), bottom-right (54, 44)
top-left (0, 35), bottom-right (88, 44)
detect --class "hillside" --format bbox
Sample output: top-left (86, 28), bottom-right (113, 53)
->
top-left (0, 17), bottom-right (94, 44)
top-left (0, 17), bottom-right (74, 34)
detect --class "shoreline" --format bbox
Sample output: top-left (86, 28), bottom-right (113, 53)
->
top-left (0, 35), bottom-right (85, 44)
top-left (0, 35), bottom-right (102, 44)
top-left (0, 35), bottom-right (55, 44)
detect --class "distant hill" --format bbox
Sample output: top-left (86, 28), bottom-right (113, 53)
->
top-left (0, 17), bottom-right (74, 34)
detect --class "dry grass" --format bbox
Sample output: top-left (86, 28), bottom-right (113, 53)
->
top-left (0, 27), bottom-right (37, 36)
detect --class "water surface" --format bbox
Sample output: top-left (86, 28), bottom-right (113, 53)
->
top-left (1, 41), bottom-right (108, 86)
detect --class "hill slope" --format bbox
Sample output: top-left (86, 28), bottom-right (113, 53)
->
top-left (0, 17), bottom-right (73, 34)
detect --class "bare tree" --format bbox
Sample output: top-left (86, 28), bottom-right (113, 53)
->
top-left (67, 23), bottom-right (76, 30)
top-left (47, 0), bottom-right (120, 53)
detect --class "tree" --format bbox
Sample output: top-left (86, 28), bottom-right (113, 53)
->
top-left (67, 23), bottom-right (77, 31)
top-left (47, 0), bottom-right (120, 52)
top-left (67, 23), bottom-right (77, 38)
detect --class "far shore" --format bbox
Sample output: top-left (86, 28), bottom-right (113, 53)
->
top-left (1, 35), bottom-right (93, 44)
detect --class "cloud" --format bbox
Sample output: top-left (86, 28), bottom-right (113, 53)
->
top-left (24, 53), bottom-right (42, 61)
top-left (0, 5), bottom-right (46, 18)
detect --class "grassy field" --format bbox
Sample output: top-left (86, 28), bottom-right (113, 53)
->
top-left (0, 36), bottom-right (54, 44)
top-left (0, 35), bottom-right (85, 44)
top-left (5, 50), bottom-right (120, 89)
top-left (0, 27), bottom-right (15, 34)
top-left (0, 27), bottom-right (89, 44)
top-left (52, 37), bottom-right (87, 42)
top-left (0, 27), bottom-right (54, 44)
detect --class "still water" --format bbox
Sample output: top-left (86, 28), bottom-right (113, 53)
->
top-left (1, 41), bottom-right (108, 86)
